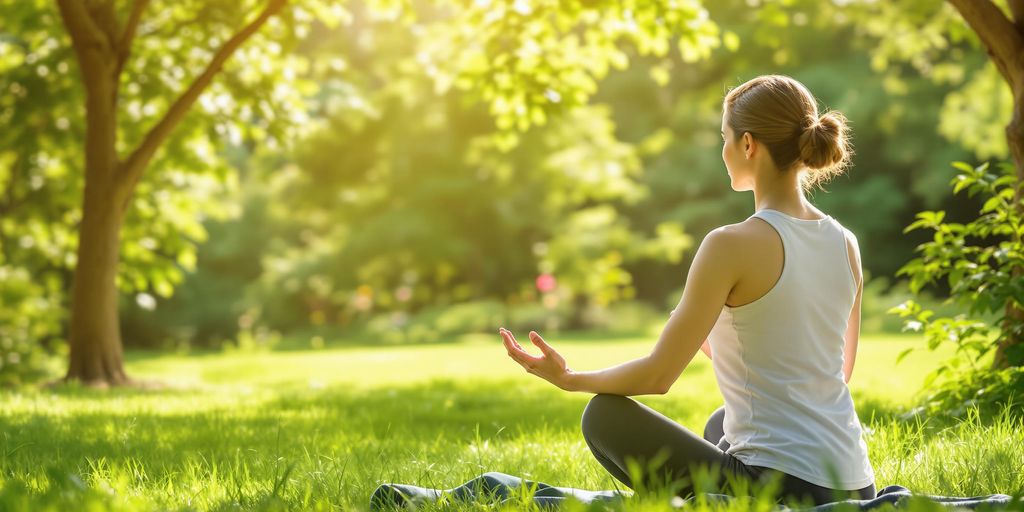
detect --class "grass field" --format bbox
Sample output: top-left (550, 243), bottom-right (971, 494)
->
top-left (1, 332), bottom-right (1022, 511)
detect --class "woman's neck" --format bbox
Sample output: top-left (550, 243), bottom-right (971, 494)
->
top-left (752, 170), bottom-right (809, 215)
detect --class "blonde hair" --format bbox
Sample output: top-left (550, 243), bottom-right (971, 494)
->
top-left (723, 74), bottom-right (853, 191)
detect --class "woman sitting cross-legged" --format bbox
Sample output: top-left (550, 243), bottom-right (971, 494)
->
top-left (499, 74), bottom-right (876, 507)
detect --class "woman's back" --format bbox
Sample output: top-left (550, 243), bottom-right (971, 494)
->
top-left (707, 207), bottom-right (875, 490)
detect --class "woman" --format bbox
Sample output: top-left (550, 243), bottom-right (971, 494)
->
top-left (499, 74), bottom-right (877, 507)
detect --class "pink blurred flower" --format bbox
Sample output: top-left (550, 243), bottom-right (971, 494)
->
top-left (536, 273), bottom-right (556, 292)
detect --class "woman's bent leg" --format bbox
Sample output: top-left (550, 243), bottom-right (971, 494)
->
top-left (644, 400), bottom-right (877, 506)
top-left (703, 404), bottom-right (728, 449)
top-left (747, 465), bottom-right (876, 506)
top-left (580, 394), bottom-right (757, 498)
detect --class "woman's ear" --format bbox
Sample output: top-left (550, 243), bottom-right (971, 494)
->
top-left (742, 132), bottom-right (755, 159)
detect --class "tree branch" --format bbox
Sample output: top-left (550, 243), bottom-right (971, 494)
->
top-left (948, 0), bottom-right (1024, 88)
top-left (56, 0), bottom-right (113, 86)
top-left (86, 0), bottom-right (120, 46)
top-left (116, 0), bottom-right (150, 76)
top-left (117, 0), bottom-right (288, 207)
top-left (1008, 0), bottom-right (1024, 32)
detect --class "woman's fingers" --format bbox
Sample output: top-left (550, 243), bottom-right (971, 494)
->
top-left (531, 331), bottom-right (566, 365)
top-left (499, 328), bottom-right (570, 385)
top-left (500, 330), bottom-right (520, 358)
top-left (500, 328), bottom-right (537, 368)
top-left (501, 327), bottom-right (525, 351)
top-left (500, 327), bottom-right (528, 353)
top-left (503, 330), bottom-right (571, 383)
top-left (499, 328), bottom-right (519, 353)
top-left (529, 331), bottom-right (555, 356)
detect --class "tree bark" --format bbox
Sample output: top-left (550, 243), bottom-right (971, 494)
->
top-left (57, 0), bottom-right (129, 385)
top-left (66, 179), bottom-right (129, 385)
top-left (947, 0), bottom-right (1023, 87)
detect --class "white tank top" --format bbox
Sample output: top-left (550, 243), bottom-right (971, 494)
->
top-left (706, 208), bottom-right (875, 490)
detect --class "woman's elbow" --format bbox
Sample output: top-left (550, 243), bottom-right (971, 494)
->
top-left (652, 373), bottom-right (676, 394)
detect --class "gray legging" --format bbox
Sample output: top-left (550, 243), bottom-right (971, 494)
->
top-left (581, 394), bottom-right (876, 506)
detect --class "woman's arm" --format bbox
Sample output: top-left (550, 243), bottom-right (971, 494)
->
top-left (565, 228), bottom-right (737, 395)
top-left (842, 229), bottom-right (863, 384)
top-left (672, 306), bottom-right (711, 360)
top-left (644, 228), bottom-right (735, 392)
top-left (563, 355), bottom-right (668, 396)
top-left (842, 282), bottom-right (862, 384)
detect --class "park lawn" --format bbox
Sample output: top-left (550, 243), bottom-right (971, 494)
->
top-left (0, 332), bottom-right (1022, 511)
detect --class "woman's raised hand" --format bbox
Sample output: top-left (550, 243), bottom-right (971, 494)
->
top-left (499, 327), bottom-right (573, 391)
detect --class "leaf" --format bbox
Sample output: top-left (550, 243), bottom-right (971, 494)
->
top-left (154, 278), bottom-right (174, 298)
top-left (952, 174), bottom-right (975, 194)
top-left (981, 195), bottom-right (1002, 213)
top-left (722, 30), bottom-right (740, 52)
top-left (895, 347), bottom-right (915, 364)
top-left (951, 161), bottom-right (974, 173)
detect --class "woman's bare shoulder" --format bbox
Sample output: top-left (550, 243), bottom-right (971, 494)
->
top-left (697, 219), bottom-right (779, 269)
top-left (709, 217), bottom-right (778, 243)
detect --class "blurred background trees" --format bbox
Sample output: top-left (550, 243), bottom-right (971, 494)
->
top-left (1, 0), bottom-right (721, 384)
top-left (0, 0), bottom-right (1019, 402)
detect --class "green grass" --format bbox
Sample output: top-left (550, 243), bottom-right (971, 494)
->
top-left (1, 332), bottom-right (1023, 511)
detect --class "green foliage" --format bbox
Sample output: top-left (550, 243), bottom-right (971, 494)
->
top-left (246, 75), bottom-right (692, 336)
top-left (115, 0), bottom-right (1001, 348)
top-left (0, 0), bottom-right (331, 359)
top-left (855, 274), bottom-right (963, 335)
top-left (938, 62), bottom-right (1013, 161)
top-left (351, 298), bottom-right (666, 346)
top-left (220, 324), bottom-right (283, 354)
top-left (0, 0), bottom-right (319, 299)
top-left (3, 0), bottom-right (726, 353)
top-left (419, 0), bottom-right (723, 151)
top-left (889, 160), bottom-right (1024, 421)
top-left (834, 0), bottom-right (1010, 161)
top-left (0, 265), bottom-right (62, 386)
top-left (4, 0), bottom-right (1016, 359)
top-left (903, 366), bottom-right (1024, 423)
top-left (360, 300), bottom-right (507, 345)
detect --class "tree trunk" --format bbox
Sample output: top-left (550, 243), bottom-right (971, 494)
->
top-left (992, 81), bottom-right (1024, 370)
top-left (65, 184), bottom-right (128, 385)
top-left (55, 0), bottom-right (287, 385)
top-left (62, 33), bottom-right (130, 385)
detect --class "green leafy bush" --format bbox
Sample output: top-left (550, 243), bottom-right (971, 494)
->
top-left (859, 273), bottom-right (965, 334)
top-left (0, 265), bottom-right (63, 387)
top-left (361, 300), bottom-right (507, 345)
top-left (347, 297), bottom-right (666, 345)
top-left (889, 160), bottom-right (1024, 421)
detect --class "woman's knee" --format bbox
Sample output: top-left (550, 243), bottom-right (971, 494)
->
top-left (703, 404), bottom-right (726, 444)
top-left (581, 393), bottom-right (631, 440)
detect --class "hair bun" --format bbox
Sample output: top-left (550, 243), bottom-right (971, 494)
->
top-left (798, 110), bottom-right (851, 171)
